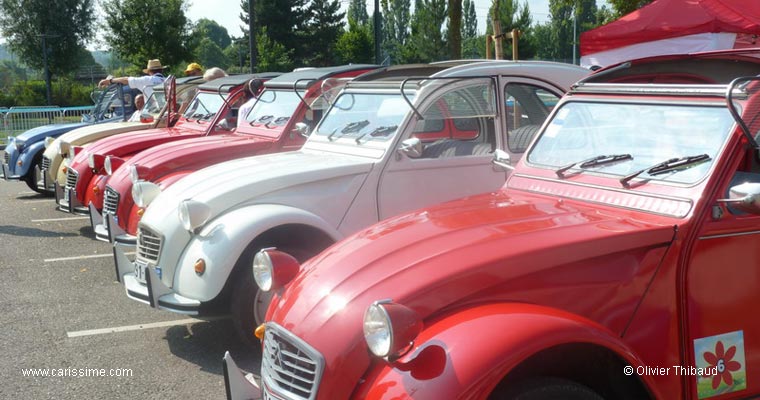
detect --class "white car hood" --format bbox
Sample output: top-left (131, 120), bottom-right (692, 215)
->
top-left (140, 149), bottom-right (375, 283)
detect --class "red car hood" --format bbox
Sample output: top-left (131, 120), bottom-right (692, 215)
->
top-left (108, 133), bottom-right (274, 187)
top-left (270, 189), bottom-right (676, 398)
top-left (82, 122), bottom-right (204, 162)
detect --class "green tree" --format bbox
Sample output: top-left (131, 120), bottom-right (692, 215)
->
top-left (381, 0), bottom-right (411, 63)
top-left (256, 27), bottom-right (294, 72)
top-left (192, 18), bottom-right (231, 49)
top-left (532, 0), bottom-right (599, 62)
top-left (461, 0), bottom-right (479, 58)
top-left (102, 0), bottom-right (192, 70)
top-left (405, 0), bottom-right (448, 63)
top-left (347, 0), bottom-right (369, 25)
top-left (196, 38), bottom-right (228, 69)
top-left (305, 0), bottom-right (345, 66)
top-left (224, 38), bottom-right (249, 73)
top-left (486, 0), bottom-right (533, 59)
top-left (606, 0), bottom-right (652, 18)
top-left (0, 0), bottom-right (95, 77)
top-left (336, 21), bottom-right (374, 64)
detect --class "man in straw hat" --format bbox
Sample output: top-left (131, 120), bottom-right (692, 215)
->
top-left (98, 58), bottom-right (167, 99)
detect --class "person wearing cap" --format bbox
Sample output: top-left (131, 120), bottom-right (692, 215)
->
top-left (98, 59), bottom-right (167, 99)
top-left (185, 62), bottom-right (203, 77)
top-left (203, 67), bottom-right (227, 82)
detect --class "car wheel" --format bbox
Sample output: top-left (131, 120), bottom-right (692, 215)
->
top-left (23, 151), bottom-right (52, 195)
top-left (495, 377), bottom-right (604, 400)
top-left (230, 271), bottom-right (260, 348)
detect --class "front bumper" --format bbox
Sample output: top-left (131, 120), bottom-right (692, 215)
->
top-left (1, 163), bottom-right (20, 180)
top-left (113, 242), bottom-right (201, 315)
top-left (91, 208), bottom-right (136, 244)
top-left (223, 352), bottom-right (263, 400)
top-left (37, 166), bottom-right (56, 192)
top-left (55, 182), bottom-right (88, 214)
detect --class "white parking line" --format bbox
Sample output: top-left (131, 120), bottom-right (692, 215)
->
top-left (31, 216), bottom-right (89, 222)
top-left (44, 252), bottom-right (135, 262)
top-left (23, 199), bottom-right (54, 203)
top-left (17, 191), bottom-right (38, 195)
top-left (66, 316), bottom-right (231, 338)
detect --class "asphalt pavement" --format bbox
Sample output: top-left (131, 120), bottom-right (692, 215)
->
top-left (0, 150), bottom-right (260, 399)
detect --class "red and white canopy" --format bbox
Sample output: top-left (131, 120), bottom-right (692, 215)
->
top-left (580, 0), bottom-right (760, 68)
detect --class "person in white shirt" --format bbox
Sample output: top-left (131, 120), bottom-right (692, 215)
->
top-left (98, 59), bottom-right (167, 99)
top-left (127, 94), bottom-right (146, 122)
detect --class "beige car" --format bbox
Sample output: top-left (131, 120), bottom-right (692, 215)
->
top-left (40, 76), bottom-right (203, 192)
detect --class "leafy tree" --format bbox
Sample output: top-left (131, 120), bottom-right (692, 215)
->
top-left (606, 0), bottom-right (652, 18)
top-left (102, 0), bottom-right (192, 70)
top-left (224, 38), bottom-right (250, 73)
top-left (461, 0), bottom-right (479, 58)
top-left (347, 0), bottom-right (369, 25)
top-left (381, 0), bottom-right (411, 63)
top-left (0, 0), bottom-right (95, 77)
top-left (196, 38), bottom-right (228, 69)
top-left (336, 21), bottom-right (374, 64)
top-left (239, 0), bottom-right (309, 66)
top-left (256, 27), bottom-right (294, 72)
top-left (533, 0), bottom-right (599, 62)
top-left (192, 18), bottom-right (232, 49)
top-left (404, 0), bottom-right (448, 63)
top-left (486, 0), bottom-right (533, 59)
top-left (305, 0), bottom-right (345, 66)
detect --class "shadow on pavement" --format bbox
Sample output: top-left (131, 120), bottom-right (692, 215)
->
top-left (164, 318), bottom-right (262, 376)
top-left (0, 225), bottom-right (78, 238)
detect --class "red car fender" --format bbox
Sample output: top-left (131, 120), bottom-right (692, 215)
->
top-left (352, 303), bottom-right (661, 400)
top-left (83, 174), bottom-right (108, 210)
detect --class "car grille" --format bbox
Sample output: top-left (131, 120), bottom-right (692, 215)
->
top-left (103, 186), bottom-right (119, 216)
top-left (136, 226), bottom-right (162, 263)
top-left (3, 152), bottom-right (9, 165)
top-left (41, 156), bottom-right (51, 171)
top-left (262, 323), bottom-right (324, 400)
top-left (65, 169), bottom-right (79, 190)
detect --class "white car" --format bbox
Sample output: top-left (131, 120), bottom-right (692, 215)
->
top-left (114, 61), bottom-right (588, 343)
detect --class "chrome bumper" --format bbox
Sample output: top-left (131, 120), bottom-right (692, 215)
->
top-left (223, 352), bottom-right (263, 400)
top-left (1, 163), bottom-right (20, 180)
top-left (37, 166), bottom-right (55, 192)
top-left (114, 242), bottom-right (201, 315)
top-left (54, 182), bottom-right (88, 214)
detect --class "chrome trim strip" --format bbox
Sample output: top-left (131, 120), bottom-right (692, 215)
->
top-left (700, 230), bottom-right (760, 240)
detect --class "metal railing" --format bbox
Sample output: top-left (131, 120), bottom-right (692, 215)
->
top-left (1, 105), bottom-right (94, 140)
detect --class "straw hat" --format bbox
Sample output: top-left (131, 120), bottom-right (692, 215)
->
top-left (143, 59), bottom-right (166, 73)
top-left (184, 62), bottom-right (203, 74)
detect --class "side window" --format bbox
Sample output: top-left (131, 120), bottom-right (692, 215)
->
top-left (506, 83), bottom-right (560, 153)
top-left (411, 81), bottom-right (497, 159)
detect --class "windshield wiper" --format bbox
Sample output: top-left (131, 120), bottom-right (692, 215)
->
top-left (249, 114), bottom-right (274, 125)
top-left (556, 154), bottom-right (633, 178)
top-left (620, 154), bottom-right (711, 187)
top-left (355, 125), bottom-right (398, 144)
top-left (328, 119), bottom-right (370, 141)
top-left (266, 116), bottom-right (290, 128)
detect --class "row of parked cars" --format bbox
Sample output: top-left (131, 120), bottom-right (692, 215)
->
top-left (4, 50), bottom-right (760, 399)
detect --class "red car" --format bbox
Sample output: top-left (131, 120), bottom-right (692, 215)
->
top-left (225, 50), bottom-right (760, 399)
top-left (95, 64), bottom-right (377, 244)
top-left (56, 73), bottom-right (278, 215)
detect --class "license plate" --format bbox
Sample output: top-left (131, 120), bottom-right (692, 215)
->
top-left (134, 261), bottom-right (148, 283)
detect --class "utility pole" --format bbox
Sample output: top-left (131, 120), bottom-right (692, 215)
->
top-left (572, 4), bottom-right (577, 65)
top-left (249, 0), bottom-right (256, 72)
top-left (374, 0), bottom-right (381, 64)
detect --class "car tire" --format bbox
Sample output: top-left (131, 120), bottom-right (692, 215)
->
top-left (494, 377), bottom-right (604, 400)
top-left (23, 151), bottom-right (52, 196)
top-left (230, 271), bottom-right (260, 349)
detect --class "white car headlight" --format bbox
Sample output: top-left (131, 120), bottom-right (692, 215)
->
top-left (104, 156), bottom-right (113, 175)
top-left (15, 139), bottom-right (26, 151)
top-left (363, 300), bottom-right (423, 360)
top-left (364, 301), bottom-right (393, 357)
top-left (129, 164), bottom-right (139, 184)
top-left (252, 250), bottom-right (274, 292)
top-left (178, 199), bottom-right (211, 233)
top-left (58, 141), bottom-right (71, 156)
top-left (132, 181), bottom-right (161, 208)
top-left (87, 153), bottom-right (95, 169)
top-left (44, 136), bottom-right (55, 149)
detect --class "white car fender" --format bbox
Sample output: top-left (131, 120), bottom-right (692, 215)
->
top-left (172, 203), bottom-right (343, 302)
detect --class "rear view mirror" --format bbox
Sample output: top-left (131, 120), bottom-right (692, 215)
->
top-left (398, 138), bottom-right (422, 158)
top-left (718, 182), bottom-right (760, 214)
top-left (492, 149), bottom-right (515, 171)
top-left (293, 122), bottom-right (311, 138)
